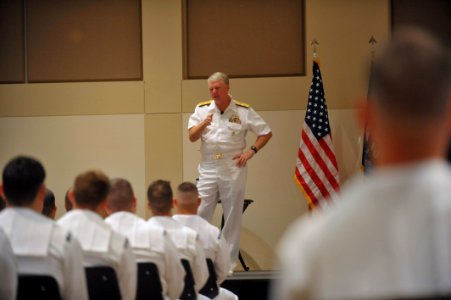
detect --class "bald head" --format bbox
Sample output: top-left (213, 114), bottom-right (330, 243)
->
top-left (107, 178), bottom-right (135, 213)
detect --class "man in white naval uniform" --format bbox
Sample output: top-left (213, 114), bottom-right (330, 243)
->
top-left (275, 28), bottom-right (451, 299)
top-left (58, 170), bottom-right (136, 300)
top-left (0, 156), bottom-right (88, 300)
top-left (0, 228), bottom-right (17, 300)
top-left (105, 178), bottom-right (184, 300)
top-left (173, 182), bottom-right (238, 300)
top-left (188, 72), bottom-right (272, 268)
top-left (146, 180), bottom-right (209, 299)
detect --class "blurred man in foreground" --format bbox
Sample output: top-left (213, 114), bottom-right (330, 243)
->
top-left (276, 28), bottom-right (451, 299)
top-left (0, 156), bottom-right (88, 300)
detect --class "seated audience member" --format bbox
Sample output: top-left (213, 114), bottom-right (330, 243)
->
top-left (146, 180), bottom-right (209, 298)
top-left (275, 28), bottom-right (451, 299)
top-left (58, 170), bottom-right (136, 300)
top-left (0, 194), bottom-right (6, 211)
top-left (0, 227), bottom-right (17, 300)
top-left (0, 156), bottom-right (88, 300)
top-left (42, 189), bottom-right (57, 219)
top-left (173, 182), bottom-right (238, 300)
top-left (64, 188), bottom-right (73, 212)
top-left (105, 178), bottom-right (184, 300)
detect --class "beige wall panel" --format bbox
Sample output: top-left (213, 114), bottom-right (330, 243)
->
top-left (306, 0), bottom-right (390, 108)
top-left (142, 0), bottom-right (182, 113)
top-left (0, 114), bottom-right (146, 218)
top-left (0, 82), bottom-right (144, 117)
top-left (183, 108), bottom-right (363, 269)
top-left (182, 0), bottom-right (389, 112)
top-left (145, 113), bottom-right (183, 217)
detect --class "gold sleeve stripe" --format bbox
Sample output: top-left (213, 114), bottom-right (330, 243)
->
top-left (197, 100), bottom-right (213, 107)
top-left (234, 100), bottom-right (250, 108)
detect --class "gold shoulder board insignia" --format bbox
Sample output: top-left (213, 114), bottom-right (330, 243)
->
top-left (197, 100), bottom-right (213, 107)
top-left (234, 100), bottom-right (250, 108)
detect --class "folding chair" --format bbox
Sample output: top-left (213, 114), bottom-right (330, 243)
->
top-left (17, 274), bottom-right (62, 300)
top-left (199, 258), bottom-right (219, 299)
top-left (180, 259), bottom-right (197, 300)
top-left (85, 266), bottom-right (121, 300)
top-left (136, 262), bottom-right (164, 300)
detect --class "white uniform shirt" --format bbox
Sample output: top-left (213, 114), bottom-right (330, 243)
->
top-left (0, 227), bottom-right (17, 300)
top-left (277, 159), bottom-right (451, 299)
top-left (105, 212), bottom-right (184, 300)
top-left (0, 208), bottom-right (88, 300)
top-left (188, 99), bottom-right (271, 156)
top-left (147, 216), bottom-right (209, 292)
top-left (173, 214), bottom-right (231, 284)
top-left (58, 209), bottom-right (137, 300)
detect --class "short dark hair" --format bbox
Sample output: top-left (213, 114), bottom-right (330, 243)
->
top-left (372, 27), bottom-right (450, 122)
top-left (73, 170), bottom-right (110, 209)
top-left (2, 156), bottom-right (46, 206)
top-left (147, 180), bottom-right (173, 214)
top-left (177, 182), bottom-right (198, 195)
top-left (108, 178), bottom-right (135, 213)
top-left (42, 189), bottom-right (56, 217)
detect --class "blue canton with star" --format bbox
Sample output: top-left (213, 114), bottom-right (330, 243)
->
top-left (305, 61), bottom-right (331, 139)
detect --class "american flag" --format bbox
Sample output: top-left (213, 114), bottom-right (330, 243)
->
top-left (362, 60), bottom-right (374, 173)
top-left (295, 61), bottom-right (340, 209)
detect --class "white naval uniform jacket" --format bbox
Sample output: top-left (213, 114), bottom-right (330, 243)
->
top-left (172, 214), bottom-right (231, 284)
top-left (0, 227), bottom-right (17, 300)
top-left (106, 211), bottom-right (184, 300)
top-left (58, 209), bottom-right (136, 300)
top-left (147, 216), bottom-right (209, 292)
top-left (0, 208), bottom-right (88, 300)
top-left (277, 159), bottom-right (451, 300)
top-left (188, 99), bottom-right (271, 157)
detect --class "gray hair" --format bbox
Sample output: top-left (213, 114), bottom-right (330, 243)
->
top-left (208, 72), bottom-right (229, 85)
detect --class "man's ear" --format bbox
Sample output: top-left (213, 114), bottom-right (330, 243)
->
top-left (100, 198), bottom-right (109, 218)
top-left (132, 196), bottom-right (137, 213)
top-left (172, 198), bottom-right (178, 208)
top-left (38, 185), bottom-right (46, 202)
top-left (0, 184), bottom-right (4, 199)
top-left (197, 197), bottom-right (201, 208)
top-left (68, 188), bottom-right (75, 204)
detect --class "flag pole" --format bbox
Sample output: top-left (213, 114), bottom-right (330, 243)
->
top-left (362, 35), bottom-right (377, 173)
top-left (369, 35), bottom-right (377, 59)
top-left (311, 38), bottom-right (319, 60)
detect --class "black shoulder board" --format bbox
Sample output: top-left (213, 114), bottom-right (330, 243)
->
top-left (66, 233), bottom-right (72, 242)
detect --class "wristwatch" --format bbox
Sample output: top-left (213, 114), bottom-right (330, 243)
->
top-left (250, 145), bottom-right (258, 154)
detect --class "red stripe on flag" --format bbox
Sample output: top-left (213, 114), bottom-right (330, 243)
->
top-left (297, 147), bottom-right (331, 200)
top-left (319, 138), bottom-right (339, 170)
top-left (302, 131), bottom-right (340, 192)
top-left (294, 167), bottom-right (318, 207)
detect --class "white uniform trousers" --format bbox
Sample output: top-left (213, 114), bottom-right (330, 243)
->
top-left (197, 155), bottom-right (247, 265)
